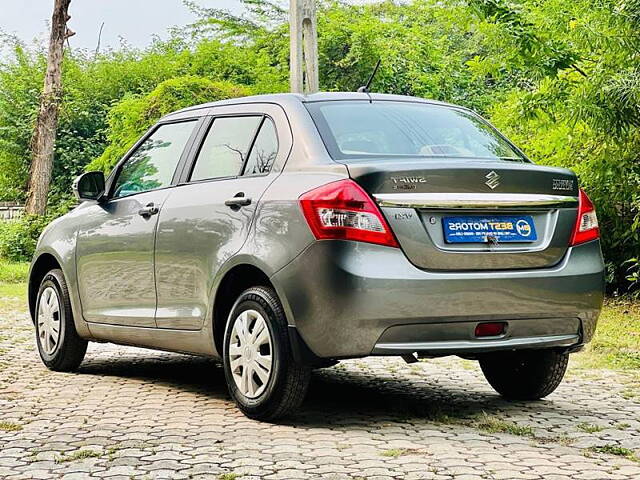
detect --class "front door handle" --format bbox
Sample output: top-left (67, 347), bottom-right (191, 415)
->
top-left (225, 193), bottom-right (252, 208)
top-left (138, 202), bottom-right (159, 217)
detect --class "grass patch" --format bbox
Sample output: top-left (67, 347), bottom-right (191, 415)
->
top-left (472, 413), bottom-right (535, 437)
top-left (577, 422), bottom-right (604, 433)
top-left (55, 449), bottom-right (102, 464)
top-left (0, 281), bottom-right (27, 314)
top-left (0, 420), bottom-right (22, 431)
top-left (420, 404), bottom-right (467, 424)
top-left (0, 282), bottom-right (26, 299)
top-left (380, 448), bottom-right (428, 458)
top-left (0, 260), bottom-right (28, 284)
top-left (380, 449), bottom-right (405, 457)
top-left (590, 445), bottom-right (639, 462)
top-left (218, 474), bottom-right (239, 480)
top-left (105, 445), bottom-right (124, 461)
top-left (573, 299), bottom-right (640, 372)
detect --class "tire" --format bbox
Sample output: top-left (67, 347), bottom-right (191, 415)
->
top-left (223, 286), bottom-right (311, 421)
top-left (35, 269), bottom-right (88, 372)
top-left (479, 349), bottom-right (569, 400)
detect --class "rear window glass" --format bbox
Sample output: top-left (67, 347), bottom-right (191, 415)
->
top-left (306, 101), bottom-right (525, 162)
top-left (191, 116), bottom-right (262, 181)
top-left (243, 118), bottom-right (278, 176)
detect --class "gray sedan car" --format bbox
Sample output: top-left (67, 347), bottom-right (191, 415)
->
top-left (29, 93), bottom-right (604, 420)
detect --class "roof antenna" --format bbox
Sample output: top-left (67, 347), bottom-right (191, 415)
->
top-left (357, 59), bottom-right (381, 94)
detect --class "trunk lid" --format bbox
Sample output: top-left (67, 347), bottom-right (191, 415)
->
top-left (345, 158), bottom-right (579, 271)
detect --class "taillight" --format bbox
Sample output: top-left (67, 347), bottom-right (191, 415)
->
top-left (569, 188), bottom-right (599, 246)
top-left (299, 179), bottom-right (399, 247)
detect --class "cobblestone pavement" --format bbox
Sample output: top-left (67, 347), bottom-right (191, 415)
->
top-left (1, 305), bottom-right (640, 480)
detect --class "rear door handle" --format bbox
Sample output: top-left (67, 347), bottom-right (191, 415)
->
top-left (138, 202), bottom-right (159, 217)
top-left (225, 193), bottom-right (252, 208)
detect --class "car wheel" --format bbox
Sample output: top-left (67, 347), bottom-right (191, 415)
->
top-left (35, 269), bottom-right (88, 371)
top-left (479, 349), bottom-right (569, 400)
top-left (223, 286), bottom-right (311, 421)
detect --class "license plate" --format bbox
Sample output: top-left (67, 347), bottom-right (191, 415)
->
top-left (442, 215), bottom-right (537, 243)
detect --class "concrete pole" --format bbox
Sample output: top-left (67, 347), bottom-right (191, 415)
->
top-left (290, 0), bottom-right (319, 94)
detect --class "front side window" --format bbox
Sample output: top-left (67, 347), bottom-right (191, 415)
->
top-left (190, 116), bottom-right (262, 181)
top-left (243, 118), bottom-right (278, 176)
top-left (306, 101), bottom-right (525, 162)
top-left (112, 120), bottom-right (197, 198)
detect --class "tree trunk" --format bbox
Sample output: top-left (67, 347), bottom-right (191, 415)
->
top-left (25, 0), bottom-right (75, 215)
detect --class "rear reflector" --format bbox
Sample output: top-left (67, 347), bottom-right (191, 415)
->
top-left (299, 179), bottom-right (399, 247)
top-left (569, 189), bottom-right (599, 246)
top-left (475, 322), bottom-right (506, 337)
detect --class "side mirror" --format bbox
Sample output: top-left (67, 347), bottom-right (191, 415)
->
top-left (73, 171), bottom-right (105, 202)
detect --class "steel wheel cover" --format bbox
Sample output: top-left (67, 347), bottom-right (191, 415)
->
top-left (37, 286), bottom-right (61, 355)
top-left (228, 309), bottom-right (273, 398)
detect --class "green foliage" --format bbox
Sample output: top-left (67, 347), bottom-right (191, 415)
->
top-left (0, 42), bottom-right (43, 202)
top-left (625, 259), bottom-right (639, 296)
top-left (0, 33), bottom-right (284, 205)
top-left (0, 197), bottom-right (74, 263)
top-left (88, 77), bottom-right (250, 173)
top-left (468, 0), bottom-right (640, 290)
top-left (316, 0), bottom-right (509, 110)
top-left (0, 216), bottom-right (50, 262)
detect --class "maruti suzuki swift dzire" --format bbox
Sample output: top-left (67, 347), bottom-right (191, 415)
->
top-left (29, 93), bottom-right (604, 420)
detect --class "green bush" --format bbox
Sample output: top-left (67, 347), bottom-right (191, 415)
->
top-left (0, 215), bottom-right (51, 262)
top-left (0, 197), bottom-right (74, 263)
top-left (468, 0), bottom-right (640, 291)
top-left (0, 34), bottom-right (285, 204)
top-left (87, 77), bottom-right (251, 173)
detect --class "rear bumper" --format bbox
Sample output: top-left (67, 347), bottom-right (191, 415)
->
top-left (271, 239), bottom-right (604, 359)
top-left (371, 317), bottom-right (581, 356)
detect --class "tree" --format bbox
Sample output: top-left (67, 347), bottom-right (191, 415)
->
top-left (25, 0), bottom-right (75, 215)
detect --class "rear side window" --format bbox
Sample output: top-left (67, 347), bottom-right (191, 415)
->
top-left (112, 120), bottom-right (197, 198)
top-left (191, 116), bottom-right (262, 181)
top-left (243, 118), bottom-right (278, 176)
top-left (306, 101), bottom-right (525, 162)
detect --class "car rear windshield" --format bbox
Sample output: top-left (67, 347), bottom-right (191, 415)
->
top-left (305, 100), bottom-right (526, 162)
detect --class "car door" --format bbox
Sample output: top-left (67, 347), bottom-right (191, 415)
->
top-left (154, 106), bottom-right (286, 330)
top-left (76, 118), bottom-right (201, 327)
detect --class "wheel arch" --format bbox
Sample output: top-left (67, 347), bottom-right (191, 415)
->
top-left (28, 252), bottom-right (63, 323)
top-left (212, 263), bottom-right (275, 356)
top-left (211, 259), bottom-right (325, 366)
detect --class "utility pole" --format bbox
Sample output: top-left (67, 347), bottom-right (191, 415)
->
top-left (289, 0), bottom-right (319, 94)
top-left (25, 0), bottom-right (75, 215)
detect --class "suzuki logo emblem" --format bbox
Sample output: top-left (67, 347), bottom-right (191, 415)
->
top-left (485, 171), bottom-right (500, 190)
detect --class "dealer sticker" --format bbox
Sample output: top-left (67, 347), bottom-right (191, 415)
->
top-left (442, 215), bottom-right (537, 243)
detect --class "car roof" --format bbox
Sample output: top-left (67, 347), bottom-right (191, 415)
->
top-left (163, 92), bottom-right (460, 120)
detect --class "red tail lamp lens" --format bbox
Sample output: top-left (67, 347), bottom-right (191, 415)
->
top-left (299, 179), bottom-right (399, 247)
top-left (569, 188), bottom-right (599, 246)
